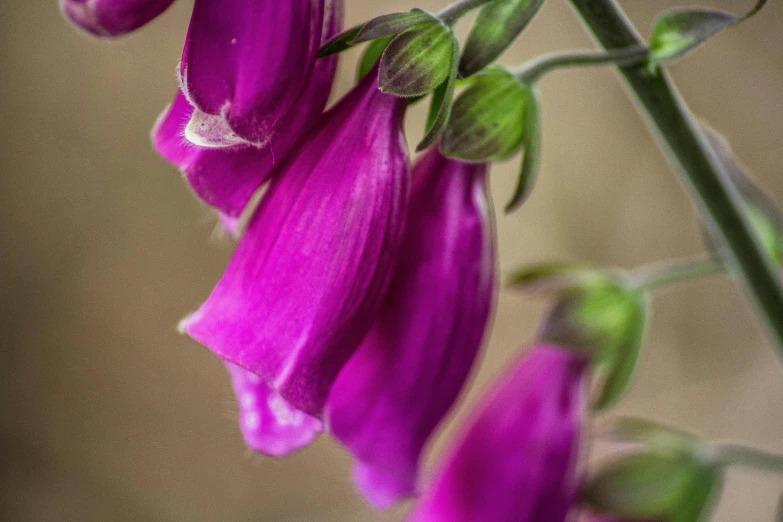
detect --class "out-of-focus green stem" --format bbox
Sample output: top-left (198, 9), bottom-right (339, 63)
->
top-left (716, 444), bottom-right (783, 475)
top-left (568, 0), bottom-right (783, 362)
top-left (514, 46), bottom-right (649, 84)
top-left (631, 256), bottom-right (724, 291)
top-left (438, 0), bottom-right (495, 25)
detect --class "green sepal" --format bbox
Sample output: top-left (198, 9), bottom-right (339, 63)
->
top-left (417, 37), bottom-right (459, 151)
top-left (505, 86), bottom-right (541, 212)
top-left (352, 9), bottom-right (434, 44)
top-left (318, 24), bottom-right (363, 57)
top-left (379, 21), bottom-right (457, 98)
top-left (585, 451), bottom-right (719, 520)
top-left (701, 124), bottom-right (783, 264)
top-left (506, 262), bottom-right (617, 294)
top-left (441, 67), bottom-right (528, 162)
top-left (357, 36), bottom-right (393, 83)
top-left (594, 292), bottom-right (648, 410)
top-left (459, 0), bottom-right (545, 77)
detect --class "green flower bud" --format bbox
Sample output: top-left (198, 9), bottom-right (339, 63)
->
top-left (459, 0), bottom-right (545, 77)
top-left (701, 124), bottom-right (783, 265)
top-left (649, 8), bottom-right (737, 69)
top-left (586, 450), bottom-right (719, 522)
top-left (441, 67), bottom-right (529, 162)
top-left (540, 285), bottom-right (647, 408)
top-left (379, 21), bottom-right (457, 97)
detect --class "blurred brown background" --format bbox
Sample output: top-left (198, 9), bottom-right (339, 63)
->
top-left (1, 0), bottom-right (782, 520)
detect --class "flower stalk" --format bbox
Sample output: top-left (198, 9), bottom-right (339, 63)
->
top-left (715, 444), bottom-right (783, 475)
top-left (630, 256), bottom-right (724, 291)
top-left (438, 0), bottom-right (497, 26)
top-left (568, 0), bottom-right (783, 362)
top-left (514, 45), bottom-right (650, 84)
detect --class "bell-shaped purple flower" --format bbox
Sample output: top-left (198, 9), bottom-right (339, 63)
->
top-left (326, 148), bottom-right (497, 508)
top-left (152, 1), bottom-right (341, 232)
top-left (224, 363), bottom-right (322, 456)
top-left (181, 67), bottom-right (410, 417)
top-left (409, 344), bottom-right (590, 522)
top-left (60, 0), bottom-right (176, 37)
top-left (179, 0), bottom-right (328, 147)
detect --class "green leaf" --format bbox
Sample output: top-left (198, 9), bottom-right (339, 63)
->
top-left (441, 67), bottom-right (528, 161)
top-left (459, 0), bottom-right (545, 77)
top-left (505, 86), bottom-right (541, 212)
top-left (672, 469), bottom-right (720, 522)
top-left (647, 1), bottom-right (769, 69)
top-left (379, 21), bottom-right (456, 97)
top-left (353, 9), bottom-right (434, 44)
top-left (417, 36), bottom-right (459, 151)
top-left (595, 292), bottom-right (648, 409)
top-left (586, 452), bottom-right (714, 519)
top-left (318, 24), bottom-right (363, 57)
top-left (357, 36), bottom-right (393, 83)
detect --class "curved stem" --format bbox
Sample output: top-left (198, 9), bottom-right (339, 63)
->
top-left (716, 444), bottom-right (783, 475)
top-left (630, 256), bottom-right (724, 291)
top-left (568, 0), bottom-right (783, 363)
top-left (514, 46), bottom-right (649, 84)
top-left (438, 0), bottom-right (495, 26)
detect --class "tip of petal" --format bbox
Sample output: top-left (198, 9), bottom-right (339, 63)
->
top-left (177, 310), bottom-right (203, 335)
top-left (184, 109), bottom-right (253, 149)
top-left (353, 461), bottom-right (417, 510)
top-left (60, 1), bottom-right (113, 38)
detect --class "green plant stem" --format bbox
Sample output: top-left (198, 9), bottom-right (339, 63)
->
top-left (438, 0), bottom-right (495, 25)
top-left (716, 444), bottom-right (783, 475)
top-left (514, 46), bottom-right (649, 84)
top-left (568, 0), bottom-right (783, 361)
top-left (630, 256), bottom-right (724, 291)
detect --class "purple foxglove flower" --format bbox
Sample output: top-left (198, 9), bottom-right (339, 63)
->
top-left (181, 67), bottom-right (410, 417)
top-left (326, 148), bottom-right (497, 509)
top-left (179, 0), bottom-right (328, 147)
top-left (225, 363), bottom-right (322, 456)
top-left (152, 1), bottom-right (341, 232)
top-left (60, 0), bottom-right (176, 37)
top-left (409, 344), bottom-right (590, 522)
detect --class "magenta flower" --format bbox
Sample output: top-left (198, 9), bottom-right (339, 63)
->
top-left (179, 0), bottom-right (329, 147)
top-left (326, 147), bottom-right (497, 508)
top-left (224, 363), bottom-right (322, 457)
top-left (181, 67), bottom-right (410, 417)
top-left (409, 344), bottom-right (590, 522)
top-left (152, 1), bottom-right (341, 233)
top-left (60, 0), bottom-right (176, 37)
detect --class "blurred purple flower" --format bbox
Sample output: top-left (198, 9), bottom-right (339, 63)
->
top-left (225, 363), bottom-right (322, 457)
top-left (409, 344), bottom-right (590, 522)
top-left (181, 67), bottom-right (409, 417)
top-left (60, 0), bottom-right (176, 37)
top-left (179, 0), bottom-right (329, 147)
top-left (326, 147), bottom-right (497, 508)
top-left (152, 1), bottom-right (341, 233)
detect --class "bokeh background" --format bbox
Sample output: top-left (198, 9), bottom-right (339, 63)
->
top-left (2, 0), bottom-right (782, 520)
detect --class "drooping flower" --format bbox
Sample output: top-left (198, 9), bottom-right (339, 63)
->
top-left (181, 67), bottom-right (410, 417)
top-left (179, 0), bottom-right (328, 147)
top-left (224, 363), bottom-right (322, 457)
top-left (60, 0), bottom-right (176, 37)
top-left (326, 147), bottom-right (496, 508)
top-left (152, 0), bottom-right (341, 232)
top-left (409, 344), bottom-right (590, 522)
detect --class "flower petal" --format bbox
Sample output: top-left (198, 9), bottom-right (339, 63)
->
top-left (180, 0), bottom-right (327, 145)
top-left (409, 345), bottom-right (590, 522)
top-left (225, 363), bottom-right (322, 457)
top-left (182, 68), bottom-right (409, 416)
top-left (60, 0), bottom-right (176, 37)
top-left (153, 0), bottom-right (341, 227)
top-left (326, 148), bottom-right (496, 508)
